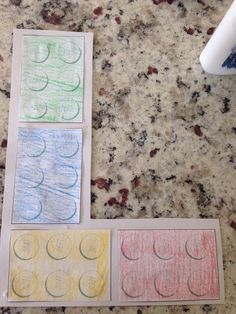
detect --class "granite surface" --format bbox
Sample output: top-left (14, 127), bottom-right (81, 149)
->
top-left (0, 0), bottom-right (236, 313)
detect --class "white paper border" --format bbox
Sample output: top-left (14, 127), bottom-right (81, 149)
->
top-left (0, 29), bottom-right (225, 307)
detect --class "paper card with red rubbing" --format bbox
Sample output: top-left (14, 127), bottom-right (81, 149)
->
top-left (119, 229), bottom-right (220, 302)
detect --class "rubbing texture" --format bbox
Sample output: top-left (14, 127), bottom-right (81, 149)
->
top-left (13, 128), bottom-right (82, 223)
top-left (0, 0), bottom-right (236, 313)
top-left (119, 230), bottom-right (219, 301)
top-left (20, 36), bottom-right (84, 122)
top-left (9, 230), bottom-right (110, 301)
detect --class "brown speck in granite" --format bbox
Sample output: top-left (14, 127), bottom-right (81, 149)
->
top-left (0, 54), bottom-right (3, 62)
top-left (98, 87), bottom-right (108, 96)
top-left (93, 6), bottom-right (103, 16)
top-left (183, 26), bottom-right (195, 35)
top-left (108, 197), bottom-right (118, 206)
top-left (115, 16), bottom-right (121, 24)
top-left (40, 2), bottom-right (66, 25)
top-left (193, 125), bottom-right (203, 137)
top-left (232, 127), bottom-right (236, 134)
top-left (207, 27), bottom-right (215, 35)
top-left (230, 221), bottom-right (236, 230)
top-left (131, 176), bottom-right (141, 188)
top-left (119, 188), bottom-right (129, 206)
top-left (147, 66), bottom-right (158, 75)
top-left (91, 178), bottom-right (112, 191)
top-left (150, 148), bottom-right (159, 158)
top-left (1, 139), bottom-right (7, 148)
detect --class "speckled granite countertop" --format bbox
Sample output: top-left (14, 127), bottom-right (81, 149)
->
top-left (0, 0), bottom-right (236, 313)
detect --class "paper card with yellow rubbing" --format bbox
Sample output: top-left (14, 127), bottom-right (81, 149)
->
top-left (8, 230), bottom-right (110, 302)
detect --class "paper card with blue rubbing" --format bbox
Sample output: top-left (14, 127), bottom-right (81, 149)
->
top-left (13, 127), bottom-right (82, 223)
top-left (20, 36), bottom-right (84, 122)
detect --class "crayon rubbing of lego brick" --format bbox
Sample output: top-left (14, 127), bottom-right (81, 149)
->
top-left (20, 36), bottom-right (84, 122)
top-left (119, 230), bottom-right (219, 302)
top-left (8, 230), bottom-right (110, 302)
top-left (12, 127), bottom-right (82, 223)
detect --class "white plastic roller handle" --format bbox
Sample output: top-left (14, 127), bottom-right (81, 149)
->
top-left (200, 0), bottom-right (236, 75)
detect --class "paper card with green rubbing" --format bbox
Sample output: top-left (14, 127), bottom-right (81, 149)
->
top-left (20, 36), bottom-right (84, 122)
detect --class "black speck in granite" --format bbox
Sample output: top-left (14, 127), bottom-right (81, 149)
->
top-left (196, 183), bottom-right (212, 209)
top-left (165, 175), bottom-right (176, 181)
top-left (176, 76), bottom-right (190, 89)
top-left (129, 129), bottom-right (147, 148)
top-left (221, 97), bottom-right (231, 113)
top-left (203, 84), bottom-right (211, 93)
top-left (182, 305), bottom-right (190, 312)
top-left (10, 0), bottom-right (21, 6)
top-left (40, 0), bottom-right (71, 25)
top-left (91, 192), bottom-right (97, 204)
top-left (190, 91), bottom-right (200, 103)
top-left (0, 87), bottom-right (10, 98)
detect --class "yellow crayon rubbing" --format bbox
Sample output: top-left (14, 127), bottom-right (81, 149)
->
top-left (8, 230), bottom-right (110, 302)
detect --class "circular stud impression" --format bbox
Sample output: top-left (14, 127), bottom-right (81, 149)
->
top-left (24, 98), bottom-right (47, 120)
top-left (57, 101), bottom-right (80, 121)
top-left (187, 270), bottom-right (211, 296)
top-left (185, 233), bottom-right (209, 260)
top-left (13, 234), bottom-right (39, 260)
top-left (27, 42), bottom-right (50, 63)
top-left (56, 133), bottom-right (80, 158)
top-left (26, 70), bottom-right (49, 92)
top-left (19, 167), bottom-right (44, 188)
top-left (80, 234), bottom-right (105, 260)
top-left (58, 71), bottom-right (80, 92)
top-left (50, 197), bottom-right (77, 221)
top-left (18, 196), bottom-right (42, 221)
top-left (45, 270), bottom-right (70, 298)
top-left (121, 271), bottom-right (145, 298)
top-left (12, 271), bottom-right (38, 298)
top-left (46, 234), bottom-right (72, 260)
top-left (154, 270), bottom-right (177, 297)
top-left (79, 271), bottom-right (104, 298)
top-left (54, 164), bottom-right (78, 189)
top-left (153, 234), bottom-right (176, 260)
top-left (58, 41), bottom-right (81, 64)
top-left (23, 134), bottom-right (46, 158)
top-left (121, 235), bottom-right (144, 261)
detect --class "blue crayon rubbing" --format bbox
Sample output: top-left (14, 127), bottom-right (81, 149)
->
top-left (13, 128), bottom-right (82, 223)
top-left (20, 36), bottom-right (84, 122)
top-left (222, 47), bottom-right (236, 69)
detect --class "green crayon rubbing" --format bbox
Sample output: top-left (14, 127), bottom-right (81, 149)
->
top-left (20, 36), bottom-right (84, 122)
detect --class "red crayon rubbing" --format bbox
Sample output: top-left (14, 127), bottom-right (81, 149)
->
top-left (119, 230), bottom-right (219, 301)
